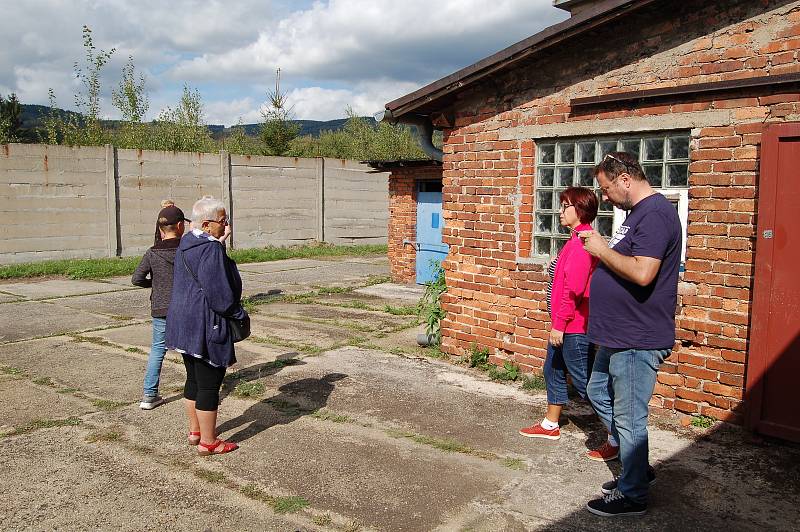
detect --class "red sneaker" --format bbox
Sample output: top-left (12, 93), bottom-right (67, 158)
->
top-left (518, 423), bottom-right (561, 440)
top-left (586, 441), bottom-right (619, 462)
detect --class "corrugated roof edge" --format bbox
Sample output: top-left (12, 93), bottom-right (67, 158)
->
top-left (384, 0), bottom-right (654, 118)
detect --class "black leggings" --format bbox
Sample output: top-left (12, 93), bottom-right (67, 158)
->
top-left (182, 354), bottom-right (226, 411)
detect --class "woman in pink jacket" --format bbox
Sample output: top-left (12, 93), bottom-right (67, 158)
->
top-left (520, 186), bottom-right (598, 440)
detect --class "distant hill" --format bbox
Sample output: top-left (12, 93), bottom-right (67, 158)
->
top-left (19, 104), bottom-right (373, 138)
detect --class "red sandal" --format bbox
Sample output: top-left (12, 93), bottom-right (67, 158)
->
top-left (197, 439), bottom-right (239, 456)
top-left (188, 431), bottom-right (201, 446)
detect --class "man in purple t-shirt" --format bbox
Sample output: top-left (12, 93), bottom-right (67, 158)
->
top-left (578, 152), bottom-right (682, 517)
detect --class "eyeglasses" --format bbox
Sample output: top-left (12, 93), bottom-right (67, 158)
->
top-left (559, 203), bottom-right (574, 212)
top-left (204, 217), bottom-right (228, 226)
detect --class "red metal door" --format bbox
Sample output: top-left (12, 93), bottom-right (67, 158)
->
top-left (747, 122), bottom-right (800, 442)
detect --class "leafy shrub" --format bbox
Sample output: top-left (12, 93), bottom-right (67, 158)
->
top-left (417, 263), bottom-right (446, 345)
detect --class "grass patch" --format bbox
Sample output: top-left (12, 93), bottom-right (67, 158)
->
top-left (266, 399), bottom-right (313, 416)
top-left (69, 334), bottom-right (118, 349)
top-left (0, 365), bottom-right (25, 376)
top-left (521, 374), bottom-right (547, 391)
top-left (501, 457), bottom-right (527, 471)
top-left (32, 376), bottom-right (54, 386)
top-left (85, 429), bottom-right (123, 443)
top-left (387, 429), bottom-right (474, 454)
top-left (240, 484), bottom-right (310, 514)
top-left (57, 387), bottom-right (79, 394)
top-left (382, 304), bottom-right (418, 316)
top-left (309, 409), bottom-right (352, 423)
top-left (111, 315), bottom-right (134, 321)
top-left (0, 243), bottom-right (386, 280)
top-left (272, 496), bottom-right (310, 514)
top-left (193, 469), bottom-right (226, 484)
top-left (691, 415), bottom-right (716, 429)
top-left (232, 381), bottom-right (266, 399)
top-left (0, 256), bottom-right (141, 280)
top-left (4, 416), bottom-right (82, 437)
top-left (250, 335), bottom-right (324, 355)
top-left (229, 243), bottom-right (386, 264)
top-left (90, 399), bottom-right (128, 411)
top-left (125, 346), bottom-right (146, 354)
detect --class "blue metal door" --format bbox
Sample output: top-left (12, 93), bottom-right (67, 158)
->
top-left (416, 188), bottom-right (448, 284)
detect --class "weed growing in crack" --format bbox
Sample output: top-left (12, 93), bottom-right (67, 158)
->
top-left (0, 365), bottom-right (25, 376)
top-left (501, 457), bottom-right (527, 471)
top-left (32, 376), bottom-right (54, 386)
top-left (85, 429), bottom-right (123, 443)
top-left (468, 343), bottom-right (490, 370)
top-left (312, 514), bottom-right (332, 526)
top-left (521, 374), bottom-right (546, 391)
top-left (90, 399), bottom-right (128, 411)
top-left (232, 381), bottom-right (266, 399)
top-left (240, 484), bottom-right (310, 514)
top-left (309, 409), bottom-right (352, 423)
top-left (193, 469), bottom-right (226, 483)
top-left (4, 416), bottom-right (82, 437)
top-left (382, 304), bottom-right (418, 316)
top-left (488, 361), bottom-right (521, 381)
top-left (125, 347), bottom-right (146, 354)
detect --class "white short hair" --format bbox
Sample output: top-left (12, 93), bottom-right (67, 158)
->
top-left (191, 195), bottom-right (225, 229)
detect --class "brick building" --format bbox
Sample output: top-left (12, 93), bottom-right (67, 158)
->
top-left (379, 0), bottom-right (800, 441)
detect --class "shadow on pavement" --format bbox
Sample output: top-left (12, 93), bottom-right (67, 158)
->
top-left (218, 373), bottom-right (348, 444)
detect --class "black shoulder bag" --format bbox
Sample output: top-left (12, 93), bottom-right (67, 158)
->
top-left (181, 251), bottom-right (250, 342)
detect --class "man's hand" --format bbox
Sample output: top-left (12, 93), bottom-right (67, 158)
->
top-left (549, 328), bottom-right (564, 347)
top-left (578, 229), bottom-right (608, 258)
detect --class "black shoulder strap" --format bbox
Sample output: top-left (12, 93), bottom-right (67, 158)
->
top-left (181, 251), bottom-right (203, 292)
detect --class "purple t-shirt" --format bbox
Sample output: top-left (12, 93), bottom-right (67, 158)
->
top-left (588, 193), bottom-right (682, 349)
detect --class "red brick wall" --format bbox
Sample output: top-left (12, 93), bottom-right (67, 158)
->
top-left (387, 166), bottom-right (443, 283)
top-left (436, 0), bottom-right (800, 424)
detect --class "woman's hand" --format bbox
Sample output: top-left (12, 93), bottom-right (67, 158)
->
top-left (549, 328), bottom-right (564, 347)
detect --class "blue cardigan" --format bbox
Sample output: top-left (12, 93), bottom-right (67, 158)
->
top-left (166, 231), bottom-right (245, 368)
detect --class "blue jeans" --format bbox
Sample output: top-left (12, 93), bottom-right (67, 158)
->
top-left (587, 346), bottom-right (670, 503)
top-left (143, 317), bottom-right (167, 397)
top-left (543, 333), bottom-right (592, 405)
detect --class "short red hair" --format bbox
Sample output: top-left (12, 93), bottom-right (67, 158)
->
top-left (559, 186), bottom-right (598, 224)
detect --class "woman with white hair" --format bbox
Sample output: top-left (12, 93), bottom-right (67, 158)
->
top-left (166, 195), bottom-right (246, 456)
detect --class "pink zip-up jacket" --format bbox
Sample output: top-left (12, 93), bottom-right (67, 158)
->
top-left (550, 222), bottom-right (598, 333)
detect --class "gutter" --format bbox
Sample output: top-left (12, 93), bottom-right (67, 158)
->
top-left (376, 109), bottom-right (443, 163)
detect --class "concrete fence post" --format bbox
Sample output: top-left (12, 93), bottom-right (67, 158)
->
top-left (220, 150), bottom-right (233, 249)
top-left (316, 157), bottom-right (325, 243)
top-left (104, 144), bottom-right (120, 257)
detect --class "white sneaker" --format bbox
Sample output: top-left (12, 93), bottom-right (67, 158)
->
top-left (139, 395), bottom-right (164, 410)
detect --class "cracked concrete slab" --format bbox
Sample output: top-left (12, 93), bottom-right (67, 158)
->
top-left (0, 279), bottom-right (135, 299)
top-left (46, 287), bottom-right (154, 320)
top-left (0, 426), bottom-right (307, 531)
top-left (0, 378), bottom-right (95, 430)
top-left (0, 301), bottom-right (121, 343)
top-left (255, 302), bottom-right (415, 334)
top-left (0, 336), bottom-right (185, 402)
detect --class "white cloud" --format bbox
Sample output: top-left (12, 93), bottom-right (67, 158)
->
top-left (0, 0), bottom-right (567, 123)
top-left (171, 0), bottom-right (567, 84)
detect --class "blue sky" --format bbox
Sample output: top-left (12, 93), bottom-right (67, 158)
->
top-left (0, 1), bottom-right (568, 125)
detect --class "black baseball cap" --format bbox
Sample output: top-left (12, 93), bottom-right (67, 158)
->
top-left (158, 205), bottom-right (190, 226)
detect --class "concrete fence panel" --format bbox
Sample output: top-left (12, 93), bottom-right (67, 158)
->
top-left (117, 148), bottom-right (224, 256)
top-left (322, 158), bottom-right (389, 245)
top-left (0, 144), bottom-right (109, 264)
top-left (230, 155), bottom-right (321, 248)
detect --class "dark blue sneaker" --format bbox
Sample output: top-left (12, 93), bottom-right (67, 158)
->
top-left (586, 489), bottom-right (647, 517)
top-left (601, 465), bottom-right (656, 495)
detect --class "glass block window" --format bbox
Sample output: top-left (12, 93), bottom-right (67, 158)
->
top-left (534, 133), bottom-right (690, 257)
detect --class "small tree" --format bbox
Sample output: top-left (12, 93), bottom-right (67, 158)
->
top-left (111, 56), bottom-right (149, 148)
top-left (259, 68), bottom-right (300, 156)
top-left (151, 85), bottom-right (214, 152)
top-left (0, 93), bottom-right (22, 143)
top-left (67, 25), bottom-right (115, 145)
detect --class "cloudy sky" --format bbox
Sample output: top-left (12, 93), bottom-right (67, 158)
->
top-left (0, 1), bottom-right (568, 125)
